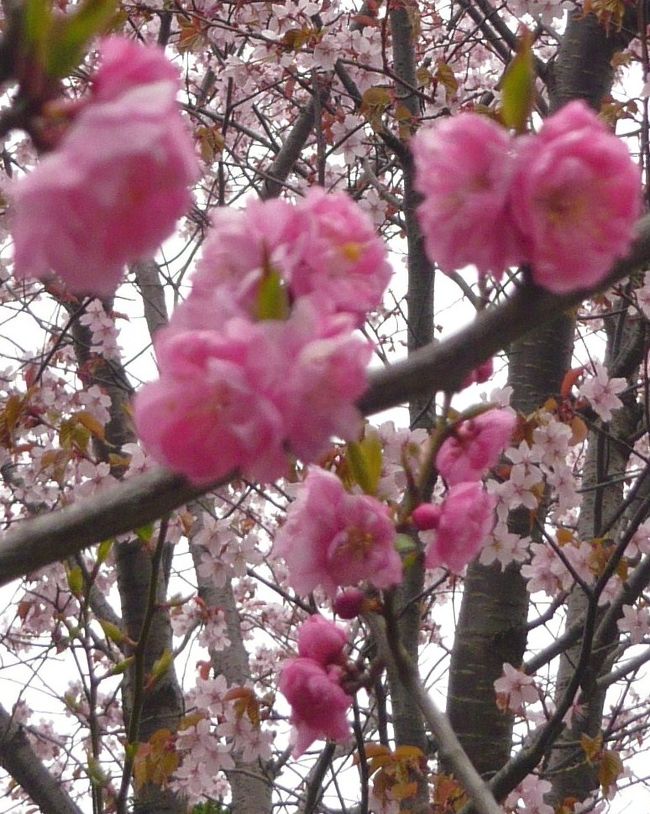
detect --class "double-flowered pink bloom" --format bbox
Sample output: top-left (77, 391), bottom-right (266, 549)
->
top-left (436, 409), bottom-right (516, 484)
top-left (412, 409), bottom-right (514, 572)
top-left (412, 101), bottom-right (641, 293)
top-left (10, 37), bottom-right (199, 296)
top-left (279, 615), bottom-right (352, 756)
top-left (135, 191), bottom-right (391, 483)
top-left (413, 482), bottom-right (497, 573)
top-left (274, 467), bottom-right (402, 596)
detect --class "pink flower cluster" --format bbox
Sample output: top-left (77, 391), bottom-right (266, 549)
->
top-left (412, 101), bottom-right (641, 293)
top-left (274, 467), bottom-right (402, 596)
top-left (411, 409), bottom-right (513, 572)
top-left (436, 409), bottom-right (516, 484)
top-left (135, 192), bottom-right (391, 483)
top-left (10, 38), bottom-right (199, 296)
top-left (279, 615), bottom-right (352, 756)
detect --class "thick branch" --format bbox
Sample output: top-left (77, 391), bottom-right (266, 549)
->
top-left (0, 704), bottom-right (84, 814)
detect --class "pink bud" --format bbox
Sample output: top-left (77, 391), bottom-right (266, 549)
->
top-left (334, 588), bottom-right (366, 619)
top-left (412, 503), bottom-right (441, 531)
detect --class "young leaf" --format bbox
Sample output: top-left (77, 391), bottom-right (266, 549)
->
top-left (501, 29), bottom-right (535, 133)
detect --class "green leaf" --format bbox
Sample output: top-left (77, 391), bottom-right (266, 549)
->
top-left (96, 538), bottom-right (114, 565)
top-left (501, 29), bottom-right (535, 134)
top-left (255, 267), bottom-right (289, 321)
top-left (135, 523), bottom-right (154, 543)
top-left (66, 565), bottom-right (84, 597)
top-left (47, 0), bottom-right (118, 77)
top-left (395, 533), bottom-right (417, 555)
top-left (347, 434), bottom-right (383, 495)
top-left (99, 619), bottom-right (126, 644)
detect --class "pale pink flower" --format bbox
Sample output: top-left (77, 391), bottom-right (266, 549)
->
top-left (274, 467), bottom-right (402, 597)
top-left (412, 113), bottom-right (523, 278)
top-left (506, 775), bottom-right (554, 814)
top-left (479, 525), bottom-right (530, 569)
top-left (279, 657), bottom-right (352, 756)
top-left (11, 41), bottom-right (198, 295)
top-left (493, 662), bottom-right (538, 713)
top-left (290, 187), bottom-right (392, 322)
top-left (617, 604), bottom-right (650, 645)
top-left (579, 362), bottom-right (626, 422)
top-left (297, 615), bottom-right (348, 666)
top-left (423, 482), bottom-right (497, 573)
top-left (436, 409), bottom-right (516, 485)
top-left (511, 100), bottom-right (641, 293)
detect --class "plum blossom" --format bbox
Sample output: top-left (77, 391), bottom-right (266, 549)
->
top-left (436, 409), bottom-right (516, 484)
top-left (494, 662), bottom-right (538, 713)
top-left (579, 362), bottom-right (626, 422)
top-left (274, 467), bottom-right (402, 597)
top-left (412, 113), bottom-right (523, 277)
top-left (511, 101), bottom-right (641, 293)
top-left (11, 38), bottom-right (199, 296)
top-left (280, 657), bottom-right (352, 756)
top-left (418, 481), bottom-right (497, 573)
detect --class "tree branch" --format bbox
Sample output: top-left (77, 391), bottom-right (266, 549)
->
top-left (0, 703), bottom-right (84, 814)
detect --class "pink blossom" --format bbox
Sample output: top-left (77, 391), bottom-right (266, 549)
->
top-left (289, 188), bottom-right (393, 322)
top-left (436, 409), bottom-right (516, 485)
top-left (297, 615), bottom-right (347, 666)
top-left (423, 482), bottom-right (496, 572)
top-left (412, 113), bottom-right (523, 278)
top-left (274, 467), bottom-right (402, 597)
top-left (279, 657), bottom-right (352, 756)
top-left (135, 303), bottom-right (370, 484)
top-left (277, 302), bottom-right (372, 462)
top-left (10, 40), bottom-right (198, 296)
top-left (92, 37), bottom-right (180, 102)
top-left (188, 199), bottom-right (310, 322)
top-left (333, 588), bottom-right (366, 619)
top-left (579, 362), bottom-right (626, 422)
top-left (511, 101), bottom-right (641, 293)
top-left (617, 604), bottom-right (650, 645)
top-left (134, 324), bottom-right (287, 484)
top-left (493, 662), bottom-right (538, 713)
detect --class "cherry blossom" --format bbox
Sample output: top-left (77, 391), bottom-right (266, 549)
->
top-left (412, 113), bottom-right (523, 278)
top-left (479, 524), bottom-right (531, 569)
top-left (297, 614), bottom-right (348, 666)
top-left (436, 409), bottom-right (516, 484)
top-left (617, 604), bottom-right (650, 645)
top-left (493, 662), bottom-right (538, 714)
top-left (279, 657), bottom-right (352, 756)
top-left (511, 101), bottom-right (641, 293)
top-left (421, 482), bottom-right (497, 573)
top-left (579, 362), bottom-right (627, 422)
top-left (274, 467), bottom-right (402, 596)
top-left (10, 38), bottom-right (199, 296)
